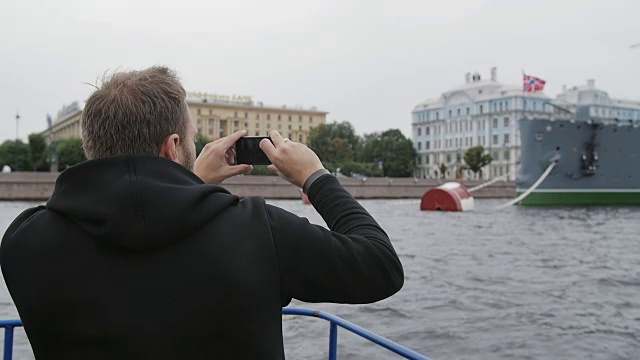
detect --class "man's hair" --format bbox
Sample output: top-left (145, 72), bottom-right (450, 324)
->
top-left (82, 66), bottom-right (188, 160)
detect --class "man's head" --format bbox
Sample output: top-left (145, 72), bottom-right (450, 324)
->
top-left (82, 66), bottom-right (197, 170)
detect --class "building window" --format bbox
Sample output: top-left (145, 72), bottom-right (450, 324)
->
top-left (208, 128), bottom-right (213, 136)
top-left (267, 114), bottom-right (270, 120)
top-left (234, 111), bottom-right (238, 117)
top-left (417, 127), bottom-right (422, 136)
top-left (493, 118), bottom-right (498, 128)
top-left (209, 109), bottom-right (212, 115)
top-left (499, 102), bottom-right (503, 112)
top-left (466, 107), bottom-right (470, 115)
top-left (504, 150), bottom-right (510, 160)
top-left (298, 134), bottom-right (303, 142)
top-left (505, 101), bottom-right (509, 110)
top-left (278, 115), bottom-right (281, 120)
top-left (233, 121), bottom-right (239, 128)
top-left (448, 110), bottom-right (452, 118)
top-left (309, 116), bottom-right (313, 122)
top-left (480, 105), bottom-right (484, 114)
top-left (493, 151), bottom-right (499, 161)
top-left (426, 141), bottom-right (430, 149)
top-left (299, 125), bottom-right (302, 130)
top-left (197, 109), bottom-right (201, 115)
top-left (288, 115), bottom-right (292, 121)
top-left (219, 120), bottom-right (227, 137)
top-left (244, 122), bottom-right (248, 127)
top-left (255, 131), bottom-right (260, 136)
top-left (504, 117), bottom-right (510, 127)
top-left (504, 134), bottom-right (510, 144)
top-left (299, 116), bottom-right (302, 122)
top-left (446, 154), bottom-right (451, 163)
top-left (267, 123), bottom-right (271, 129)
top-left (255, 123), bottom-right (260, 128)
top-left (244, 112), bottom-right (248, 118)
top-left (493, 134), bottom-right (498, 145)
top-left (426, 126), bottom-right (430, 135)
top-left (425, 155), bottom-right (430, 164)
top-left (417, 156), bottom-right (421, 165)
top-left (209, 119), bottom-right (214, 126)
top-left (457, 109), bottom-right (460, 116)
top-left (417, 142), bottom-right (422, 150)
top-left (256, 113), bottom-right (260, 119)
top-left (436, 112), bottom-right (439, 120)
top-left (288, 124), bottom-right (292, 130)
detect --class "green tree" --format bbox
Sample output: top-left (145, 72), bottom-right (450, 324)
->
top-left (56, 138), bottom-right (86, 170)
top-left (28, 133), bottom-right (49, 171)
top-left (307, 121), bottom-right (360, 163)
top-left (195, 133), bottom-right (210, 157)
top-left (245, 165), bottom-right (277, 176)
top-left (463, 146), bottom-right (493, 179)
top-left (0, 140), bottom-right (31, 171)
top-left (360, 129), bottom-right (416, 177)
top-left (438, 163), bottom-right (448, 179)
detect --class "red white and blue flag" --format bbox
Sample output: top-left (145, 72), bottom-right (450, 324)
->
top-left (523, 74), bottom-right (546, 92)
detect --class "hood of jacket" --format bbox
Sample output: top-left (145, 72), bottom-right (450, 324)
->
top-left (46, 155), bottom-right (239, 251)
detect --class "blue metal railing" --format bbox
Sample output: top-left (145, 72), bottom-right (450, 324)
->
top-left (283, 308), bottom-right (429, 360)
top-left (0, 309), bottom-right (429, 360)
top-left (0, 320), bottom-right (21, 360)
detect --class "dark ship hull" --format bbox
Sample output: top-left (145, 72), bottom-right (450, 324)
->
top-left (516, 118), bottom-right (639, 205)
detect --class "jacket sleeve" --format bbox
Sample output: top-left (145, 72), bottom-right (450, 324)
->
top-left (266, 175), bottom-right (404, 306)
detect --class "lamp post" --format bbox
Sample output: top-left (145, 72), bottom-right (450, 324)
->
top-left (15, 111), bottom-right (20, 140)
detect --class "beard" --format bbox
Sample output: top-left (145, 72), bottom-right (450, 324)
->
top-left (180, 143), bottom-right (195, 171)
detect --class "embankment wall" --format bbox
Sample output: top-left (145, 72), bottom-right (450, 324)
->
top-left (0, 172), bottom-right (515, 201)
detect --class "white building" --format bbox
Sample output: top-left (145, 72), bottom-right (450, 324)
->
top-left (552, 80), bottom-right (640, 122)
top-left (412, 68), bottom-right (551, 180)
top-left (412, 71), bottom-right (640, 180)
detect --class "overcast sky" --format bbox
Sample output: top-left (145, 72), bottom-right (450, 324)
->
top-left (1, 0), bottom-right (638, 142)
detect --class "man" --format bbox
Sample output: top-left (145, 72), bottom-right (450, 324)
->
top-left (0, 66), bottom-right (403, 359)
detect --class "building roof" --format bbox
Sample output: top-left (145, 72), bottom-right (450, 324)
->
top-left (413, 76), bottom-right (549, 112)
top-left (555, 82), bottom-right (640, 110)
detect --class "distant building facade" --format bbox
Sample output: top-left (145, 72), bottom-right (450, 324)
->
top-left (412, 71), bottom-right (640, 180)
top-left (42, 94), bottom-right (327, 145)
top-left (412, 68), bottom-right (551, 180)
top-left (552, 80), bottom-right (640, 123)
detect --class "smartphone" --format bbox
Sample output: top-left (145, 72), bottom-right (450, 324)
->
top-left (235, 136), bottom-right (272, 165)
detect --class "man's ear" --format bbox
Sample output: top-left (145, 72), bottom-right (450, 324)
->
top-left (159, 134), bottom-right (181, 162)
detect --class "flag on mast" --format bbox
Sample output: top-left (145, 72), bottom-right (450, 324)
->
top-left (523, 74), bottom-right (546, 92)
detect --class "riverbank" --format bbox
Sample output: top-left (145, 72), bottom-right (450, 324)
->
top-left (0, 172), bottom-right (514, 200)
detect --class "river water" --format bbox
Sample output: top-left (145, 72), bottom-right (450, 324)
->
top-left (0, 199), bottom-right (638, 359)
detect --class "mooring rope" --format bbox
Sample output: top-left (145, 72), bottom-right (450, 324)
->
top-left (494, 161), bottom-right (557, 209)
top-left (467, 174), bottom-right (509, 192)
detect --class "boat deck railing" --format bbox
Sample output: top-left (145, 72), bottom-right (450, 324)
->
top-left (283, 308), bottom-right (429, 359)
top-left (0, 308), bottom-right (430, 360)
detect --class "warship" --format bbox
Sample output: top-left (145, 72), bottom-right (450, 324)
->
top-left (517, 102), bottom-right (640, 206)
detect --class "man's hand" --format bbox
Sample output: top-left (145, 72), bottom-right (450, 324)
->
top-left (260, 130), bottom-right (325, 188)
top-left (194, 130), bottom-right (253, 184)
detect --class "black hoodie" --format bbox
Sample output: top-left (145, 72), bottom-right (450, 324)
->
top-left (0, 155), bottom-right (403, 359)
